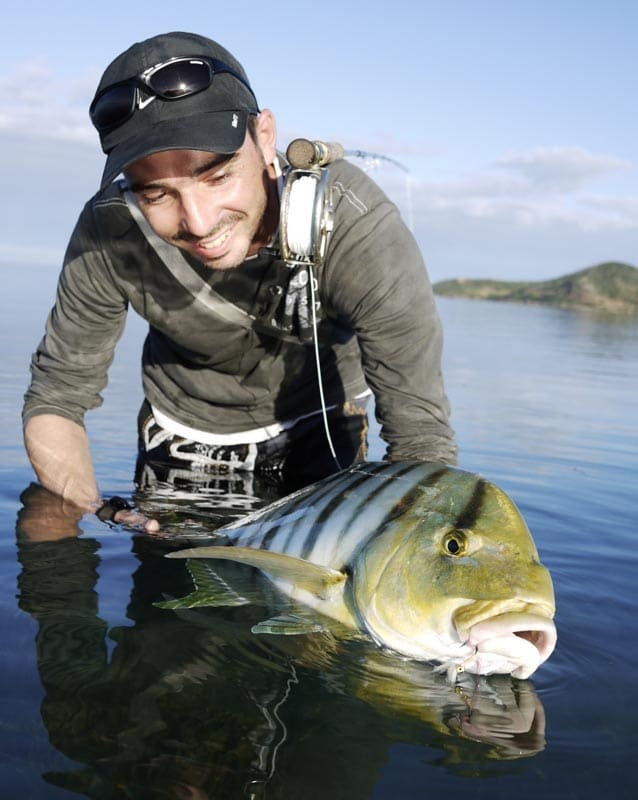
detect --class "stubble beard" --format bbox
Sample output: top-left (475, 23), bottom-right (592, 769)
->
top-left (172, 157), bottom-right (276, 271)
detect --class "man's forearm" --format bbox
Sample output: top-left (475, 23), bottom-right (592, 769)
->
top-left (23, 414), bottom-right (101, 512)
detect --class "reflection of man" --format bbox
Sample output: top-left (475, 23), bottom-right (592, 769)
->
top-left (22, 31), bottom-right (456, 532)
top-left (15, 484), bottom-right (388, 799)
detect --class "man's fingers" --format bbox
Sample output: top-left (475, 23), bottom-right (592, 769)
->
top-left (112, 509), bottom-right (161, 533)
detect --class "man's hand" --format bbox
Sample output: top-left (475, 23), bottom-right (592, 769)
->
top-left (24, 414), bottom-right (160, 534)
top-left (95, 497), bottom-right (160, 533)
top-left (113, 508), bottom-right (160, 534)
top-left (18, 484), bottom-right (161, 541)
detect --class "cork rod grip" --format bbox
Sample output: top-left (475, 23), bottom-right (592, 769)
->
top-left (286, 138), bottom-right (345, 169)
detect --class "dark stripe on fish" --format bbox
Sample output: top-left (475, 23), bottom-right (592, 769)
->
top-left (299, 469), bottom-right (374, 559)
top-left (256, 488), bottom-right (316, 549)
top-left (242, 468), bottom-right (360, 551)
top-left (337, 464), bottom-right (452, 570)
top-left (372, 466), bottom-right (450, 530)
top-left (354, 462), bottom-right (431, 509)
top-left (314, 462), bottom-right (423, 561)
top-left (257, 476), bottom-right (343, 550)
top-left (454, 477), bottom-right (488, 531)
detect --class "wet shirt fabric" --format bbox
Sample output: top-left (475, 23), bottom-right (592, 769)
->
top-left (23, 158), bottom-right (457, 464)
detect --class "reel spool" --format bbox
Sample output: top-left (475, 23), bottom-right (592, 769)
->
top-left (280, 168), bottom-right (334, 264)
top-left (279, 139), bottom-right (342, 265)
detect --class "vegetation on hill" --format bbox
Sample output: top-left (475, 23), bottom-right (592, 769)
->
top-left (433, 262), bottom-right (638, 314)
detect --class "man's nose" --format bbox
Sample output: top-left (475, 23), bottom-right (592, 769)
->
top-left (179, 188), bottom-right (218, 238)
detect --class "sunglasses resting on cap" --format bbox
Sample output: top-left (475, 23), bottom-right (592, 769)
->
top-left (90, 55), bottom-right (259, 134)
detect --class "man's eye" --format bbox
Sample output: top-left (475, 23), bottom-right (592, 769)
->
top-left (140, 192), bottom-right (166, 205)
top-left (208, 172), bottom-right (230, 185)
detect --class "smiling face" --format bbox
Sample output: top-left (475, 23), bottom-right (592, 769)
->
top-left (124, 110), bottom-right (279, 270)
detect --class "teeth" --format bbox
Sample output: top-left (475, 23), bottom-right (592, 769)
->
top-left (201, 229), bottom-right (231, 250)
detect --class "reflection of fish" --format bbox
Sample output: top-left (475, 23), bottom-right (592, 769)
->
top-left (338, 646), bottom-right (548, 760)
top-left (163, 462), bottom-right (557, 680)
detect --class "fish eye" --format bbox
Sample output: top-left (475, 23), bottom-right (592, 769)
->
top-left (442, 530), bottom-right (468, 557)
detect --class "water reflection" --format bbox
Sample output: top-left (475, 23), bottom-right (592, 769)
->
top-left (16, 482), bottom-right (548, 799)
top-left (135, 460), bottom-right (272, 535)
top-left (5, 292), bottom-right (637, 799)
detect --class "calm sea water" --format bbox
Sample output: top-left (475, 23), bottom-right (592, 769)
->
top-left (1, 262), bottom-right (637, 799)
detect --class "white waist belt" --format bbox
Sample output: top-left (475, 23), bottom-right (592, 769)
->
top-left (151, 390), bottom-right (371, 447)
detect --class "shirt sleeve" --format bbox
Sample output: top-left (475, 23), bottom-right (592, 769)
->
top-left (323, 168), bottom-right (458, 465)
top-left (22, 201), bottom-right (129, 428)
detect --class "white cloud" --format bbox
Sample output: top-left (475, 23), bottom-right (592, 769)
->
top-left (351, 145), bottom-right (638, 280)
top-left (390, 147), bottom-right (638, 235)
top-left (582, 193), bottom-right (638, 222)
top-left (412, 203), bottom-right (638, 283)
top-left (413, 185), bottom-right (638, 232)
top-left (0, 106), bottom-right (96, 144)
top-left (494, 146), bottom-right (630, 192)
top-left (0, 58), bottom-right (97, 144)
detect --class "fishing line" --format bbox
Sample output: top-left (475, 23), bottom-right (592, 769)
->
top-left (247, 661), bottom-right (299, 795)
top-left (282, 169), bottom-right (342, 472)
top-left (345, 149), bottom-right (414, 232)
top-left (309, 263), bottom-right (342, 471)
top-left (268, 662), bottom-right (299, 777)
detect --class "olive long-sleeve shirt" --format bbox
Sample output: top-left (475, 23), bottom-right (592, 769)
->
top-left (23, 158), bottom-right (457, 464)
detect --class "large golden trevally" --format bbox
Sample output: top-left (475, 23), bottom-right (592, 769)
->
top-left (163, 462), bottom-right (557, 680)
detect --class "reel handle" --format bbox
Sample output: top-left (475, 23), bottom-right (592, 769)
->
top-left (286, 138), bottom-right (345, 169)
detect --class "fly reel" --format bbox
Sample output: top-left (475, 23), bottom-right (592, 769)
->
top-left (279, 139), bottom-right (343, 266)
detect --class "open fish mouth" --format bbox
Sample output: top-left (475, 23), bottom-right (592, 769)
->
top-left (457, 612), bottom-right (557, 679)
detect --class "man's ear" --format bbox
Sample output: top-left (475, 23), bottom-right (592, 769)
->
top-left (254, 109), bottom-right (277, 164)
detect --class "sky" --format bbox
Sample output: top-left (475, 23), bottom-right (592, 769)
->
top-left (1, 0), bottom-right (636, 282)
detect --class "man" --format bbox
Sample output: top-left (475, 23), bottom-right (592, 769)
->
top-left (23, 31), bottom-right (457, 533)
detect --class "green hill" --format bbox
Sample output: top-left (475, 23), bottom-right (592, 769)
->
top-left (433, 262), bottom-right (638, 314)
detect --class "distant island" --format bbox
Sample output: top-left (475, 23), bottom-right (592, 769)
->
top-left (433, 262), bottom-right (638, 314)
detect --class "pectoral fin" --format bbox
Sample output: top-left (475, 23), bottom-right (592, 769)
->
top-left (251, 614), bottom-right (329, 636)
top-left (167, 546), bottom-right (347, 600)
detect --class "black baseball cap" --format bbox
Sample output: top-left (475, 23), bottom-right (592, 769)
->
top-left (92, 32), bottom-right (260, 189)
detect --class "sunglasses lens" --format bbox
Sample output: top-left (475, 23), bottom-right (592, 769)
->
top-left (91, 83), bottom-right (136, 131)
top-left (147, 60), bottom-right (211, 99)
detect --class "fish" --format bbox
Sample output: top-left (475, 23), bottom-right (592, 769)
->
top-left (161, 461), bottom-right (557, 680)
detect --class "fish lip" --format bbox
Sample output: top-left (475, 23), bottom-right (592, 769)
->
top-left (453, 600), bottom-right (555, 638)
top-left (457, 611), bottom-right (557, 678)
top-left (450, 601), bottom-right (557, 678)
top-left (468, 611), bottom-right (557, 656)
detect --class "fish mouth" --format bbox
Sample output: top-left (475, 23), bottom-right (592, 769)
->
top-left (458, 611), bottom-right (557, 679)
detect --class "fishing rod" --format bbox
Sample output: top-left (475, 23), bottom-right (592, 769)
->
top-left (286, 137), bottom-right (410, 173)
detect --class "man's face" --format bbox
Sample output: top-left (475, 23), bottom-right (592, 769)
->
top-left (125, 110), bottom-right (278, 270)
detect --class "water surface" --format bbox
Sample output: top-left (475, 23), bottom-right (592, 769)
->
top-left (1, 264), bottom-right (637, 798)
